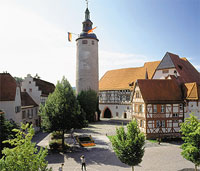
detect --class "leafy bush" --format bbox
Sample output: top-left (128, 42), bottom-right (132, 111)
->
top-left (0, 124), bottom-right (51, 171)
top-left (51, 131), bottom-right (62, 139)
top-left (49, 139), bottom-right (70, 152)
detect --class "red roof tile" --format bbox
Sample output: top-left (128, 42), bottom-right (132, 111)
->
top-left (137, 79), bottom-right (183, 104)
top-left (0, 73), bottom-right (17, 101)
top-left (168, 52), bottom-right (200, 85)
top-left (33, 78), bottom-right (55, 96)
top-left (21, 92), bottom-right (38, 107)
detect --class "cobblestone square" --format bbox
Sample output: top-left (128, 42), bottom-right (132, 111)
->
top-left (33, 119), bottom-right (199, 171)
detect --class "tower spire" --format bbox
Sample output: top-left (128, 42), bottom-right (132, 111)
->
top-left (85, 0), bottom-right (90, 20)
top-left (86, 0), bottom-right (88, 8)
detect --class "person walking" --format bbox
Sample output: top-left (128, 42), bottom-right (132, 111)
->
top-left (80, 155), bottom-right (86, 171)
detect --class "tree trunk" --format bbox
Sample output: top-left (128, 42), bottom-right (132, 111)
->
top-left (132, 166), bottom-right (134, 171)
top-left (62, 130), bottom-right (65, 150)
top-left (195, 165), bottom-right (197, 171)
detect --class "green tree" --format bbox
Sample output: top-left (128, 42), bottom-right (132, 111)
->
top-left (13, 76), bottom-right (23, 84)
top-left (180, 114), bottom-right (200, 171)
top-left (111, 120), bottom-right (145, 171)
top-left (40, 77), bottom-right (86, 149)
top-left (77, 89), bottom-right (99, 122)
top-left (0, 123), bottom-right (51, 171)
top-left (0, 111), bottom-right (18, 157)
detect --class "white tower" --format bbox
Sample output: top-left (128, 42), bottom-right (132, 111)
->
top-left (76, 7), bottom-right (99, 94)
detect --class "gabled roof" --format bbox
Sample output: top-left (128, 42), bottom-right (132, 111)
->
top-left (137, 79), bottom-right (183, 104)
top-left (99, 61), bottom-right (160, 91)
top-left (157, 52), bottom-right (200, 84)
top-left (21, 92), bottom-right (38, 108)
top-left (183, 82), bottom-right (199, 100)
top-left (33, 78), bottom-right (55, 97)
top-left (0, 73), bottom-right (17, 101)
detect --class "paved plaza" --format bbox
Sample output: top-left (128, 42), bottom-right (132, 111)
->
top-left (33, 119), bottom-right (199, 171)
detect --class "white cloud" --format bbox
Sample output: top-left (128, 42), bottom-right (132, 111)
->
top-left (99, 50), bottom-right (148, 78)
top-left (0, 2), bottom-right (150, 87)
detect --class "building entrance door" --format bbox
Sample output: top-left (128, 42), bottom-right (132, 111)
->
top-left (104, 108), bottom-right (112, 118)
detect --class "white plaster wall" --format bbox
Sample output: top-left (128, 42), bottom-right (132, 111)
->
top-left (22, 106), bottom-right (40, 131)
top-left (14, 87), bottom-right (22, 124)
top-left (21, 76), bottom-right (41, 105)
top-left (76, 38), bottom-right (98, 94)
top-left (185, 101), bottom-right (200, 120)
top-left (0, 87), bottom-right (22, 124)
top-left (99, 104), bottom-right (132, 119)
top-left (153, 68), bottom-right (180, 79)
top-left (0, 101), bottom-right (15, 121)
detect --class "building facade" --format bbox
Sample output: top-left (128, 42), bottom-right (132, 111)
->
top-left (21, 74), bottom-right (55, 106)
top-left (99, 61), bottom-right (160, 119)
top-left (0, 73), bottom-right (22, 124)
top-left (21, 92), bottom-right (40, 131)
top-left (132, 79), bottom-right (184, 139)
top-left (99, 52), bottom-right (200, 139)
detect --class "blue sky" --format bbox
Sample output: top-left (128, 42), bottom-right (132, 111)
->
top-left (0, 0), bottom-right (199, 86)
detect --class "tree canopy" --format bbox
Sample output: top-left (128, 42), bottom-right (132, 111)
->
top-left (0, 123), bottom-right (51, 171)
top-left (180, 114), bottom-right (200, 171)
top-left (40, 77), bottom-right (87, 148)
top-left (111, 120), bottom-right (145, 171)
top-left (0, 111), bottom-right (18, 157)
top-left (77, 89), bottom-right (99, 122)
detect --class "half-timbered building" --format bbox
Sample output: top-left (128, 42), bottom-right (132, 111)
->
top-left (132, 79), bottom-right (184, 139)
top-left (99, 61), bottom-right (160, 119)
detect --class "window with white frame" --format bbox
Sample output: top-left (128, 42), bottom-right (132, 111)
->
top-left (179, 104), bottom-right (183, 110)
top-left (140, 120), bottom-right (143, 127)
top-left (139, 105), bottom-right (143, 113)
top-left (153, 105), bottom-right (157, 113)
top-left (156, 120), bottom-right (165, 128)
top-left (15, 106), bottom-right (21, 113)
top-left (161, 105), bottom-right (165, 113)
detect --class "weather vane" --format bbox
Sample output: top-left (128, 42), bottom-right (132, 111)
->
top-left (85, 0), bottom-right (89, 8)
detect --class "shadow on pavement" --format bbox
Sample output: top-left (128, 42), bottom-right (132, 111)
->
top-left (64, 137), bottom-right (129, 168)
top-left (178, 168), bottom-right (200, 171)
top-left (46, 151), bottom-right (64, 164)
top-left (32, 131), bottom-right (49, 144)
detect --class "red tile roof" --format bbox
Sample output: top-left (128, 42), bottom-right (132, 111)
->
top-left (21, 92), bottom-right (38, 107)
top-left (0, 73), bottom-right (17, 101)
top-left (137, 79), bottom-right (183, 104)
top-left (99, 61), bottom-right (160, 90)
top-left (33, 78), bottom-right (55, 97)
top-left (168, 52), bottom-right (200, 85)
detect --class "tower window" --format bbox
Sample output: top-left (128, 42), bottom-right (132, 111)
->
top-left (92, 41), bottom-right (95, 45)
top-left (82, 40), bottom-right (88, 44)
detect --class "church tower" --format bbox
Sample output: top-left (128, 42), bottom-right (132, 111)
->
top-left (76, 6), bottom-right (99, 94)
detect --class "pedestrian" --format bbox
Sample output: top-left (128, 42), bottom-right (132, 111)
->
top-left (58, 163), bottom-right (64, 171)
top-left (80, 155), bottom-right (86, 171)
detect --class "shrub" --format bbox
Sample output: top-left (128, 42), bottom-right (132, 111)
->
top-left (49, 139), bottom-right (70, 152)
top-left (51, 131), bottom-right (62, 139)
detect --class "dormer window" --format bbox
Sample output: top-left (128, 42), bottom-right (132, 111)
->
top-left (178, 65), bottom-right (183, 70)
top-left (162, 69), bottom-right (169, 74)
